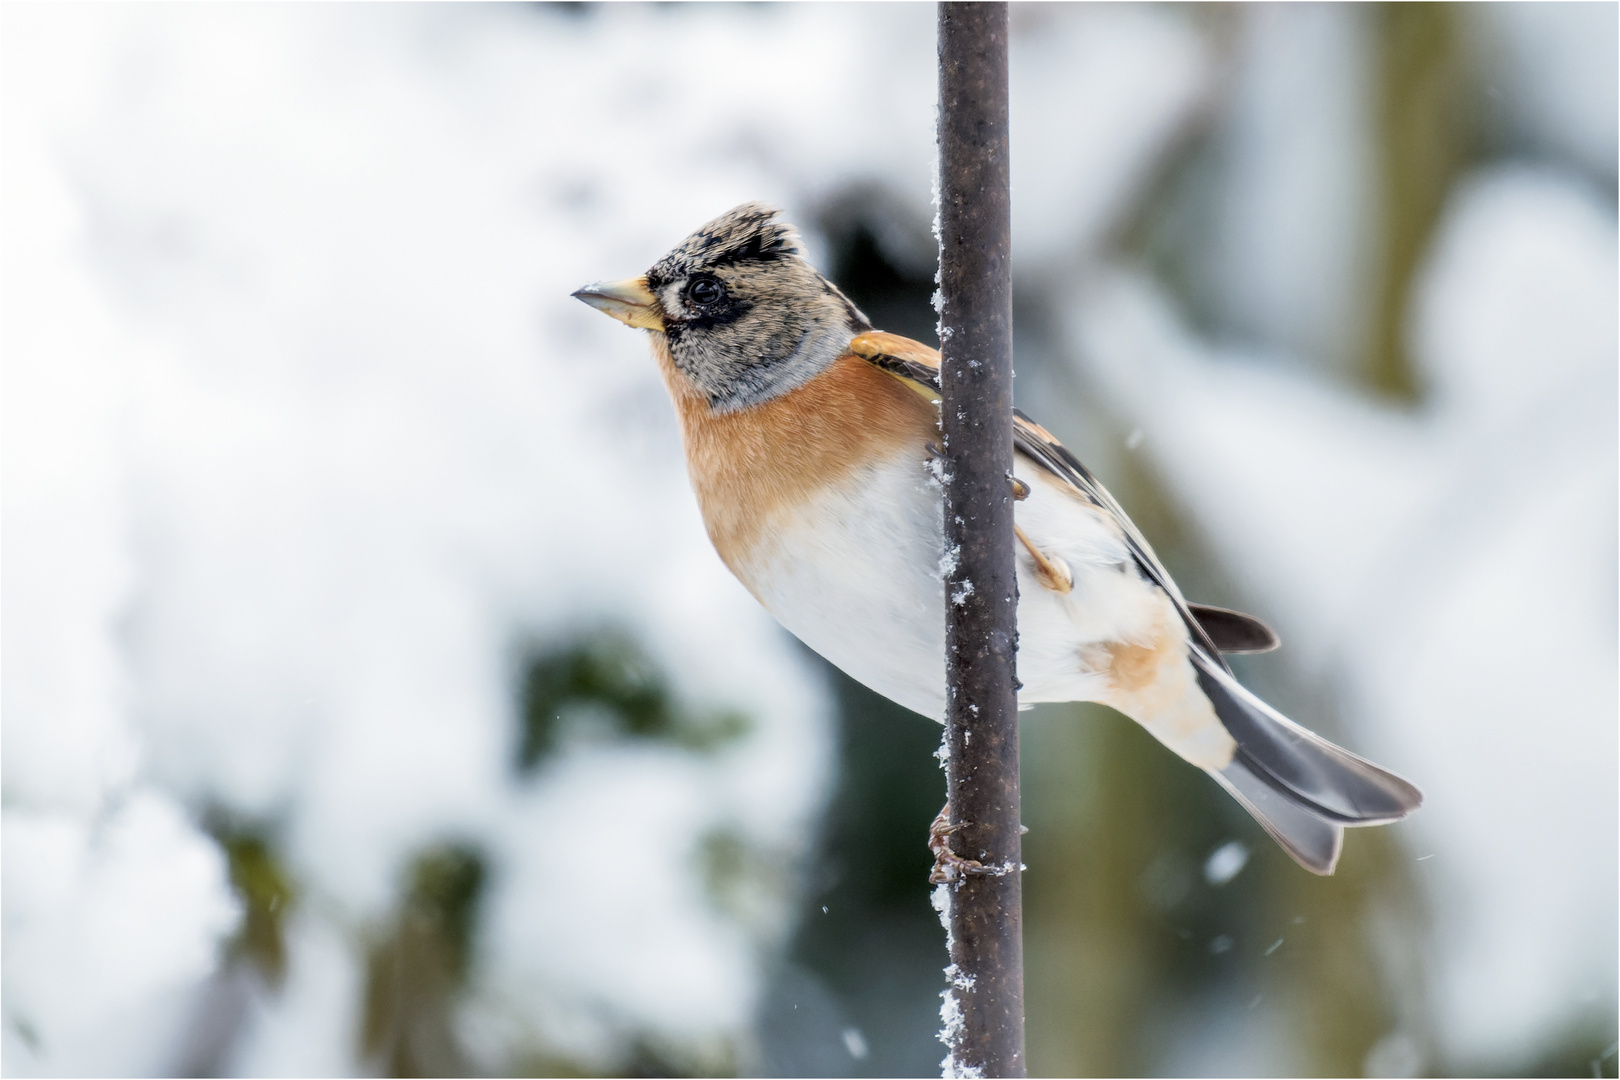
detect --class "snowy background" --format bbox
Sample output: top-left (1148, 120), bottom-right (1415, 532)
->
top-left (2, 4), bottom-right (1613, 1077)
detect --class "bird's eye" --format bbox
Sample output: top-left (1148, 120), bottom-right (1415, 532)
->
top-left (686, 276), bottom-right (724, 307)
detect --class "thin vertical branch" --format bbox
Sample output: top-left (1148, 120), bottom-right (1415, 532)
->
top-left (935, 3), bottom-right (1024, 1077)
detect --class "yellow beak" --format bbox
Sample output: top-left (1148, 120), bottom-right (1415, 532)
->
top-left (572, 276), bottom-right (665, 331)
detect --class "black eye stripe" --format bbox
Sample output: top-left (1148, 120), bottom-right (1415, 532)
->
top-left (682, 297), bottom-right (751, 332)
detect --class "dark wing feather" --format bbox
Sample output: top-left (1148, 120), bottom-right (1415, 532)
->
top-left (1188, 604), bottom-right (1280, 654)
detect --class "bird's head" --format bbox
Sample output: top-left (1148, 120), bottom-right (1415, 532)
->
top-left (574, 202), bottom-right (871, 413)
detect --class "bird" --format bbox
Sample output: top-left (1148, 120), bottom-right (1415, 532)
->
top-left (574, 202), bottom-right (1421, 876)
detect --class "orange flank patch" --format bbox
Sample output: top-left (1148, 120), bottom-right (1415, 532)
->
top-left (650, 336), bottom-right (937, 573)
top-left (1106, 636), bottom-right (1173, 695)
top-left (1083, 593), bottom-right (1235, 770)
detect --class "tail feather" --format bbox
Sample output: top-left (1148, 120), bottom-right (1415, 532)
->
top-left (1189, 651), bottom-right (1422, 874)
top-left (1194, 651), bottom-right (1423, 825)
top-left (1209, 757), bottom-right (1343, 875)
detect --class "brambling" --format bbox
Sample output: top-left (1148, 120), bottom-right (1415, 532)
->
top-left (575, 203), bottom-right (1421, 875)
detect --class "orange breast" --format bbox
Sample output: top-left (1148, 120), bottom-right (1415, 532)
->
top-left (650, 337), bottom-right (938, 572)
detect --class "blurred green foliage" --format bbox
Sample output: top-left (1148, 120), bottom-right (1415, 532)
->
top-left (184, 627), bottom-right (761, 1078)
top-left (700, 827), bottom-right (793, 941)
top-left (361, 843), bottom-right (487, 1078)
top-left (350, 630), bottom-right (760, 1078)
top-left (1023, 704), bottom-right (1238, 1076)
top-left (205, 812), bottom-right (297, 988)
top-left (503, 630), bottom-right (760, 1076)
top-left (516, 629), bottom-right (749, 771)
top-left (1368, 2), bottom-right (1477, 401)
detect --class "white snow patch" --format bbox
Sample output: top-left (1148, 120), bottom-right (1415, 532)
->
top-left (1, 792), bottom-right (240, 1076)
top-left (1204, 841), bottom-right (1251, 886)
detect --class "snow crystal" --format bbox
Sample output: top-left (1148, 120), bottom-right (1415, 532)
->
top-left (945, 964), bottom-right (976, 994)
top-left (930, 101), bottom-right (943, 246)
top-left (1203, 840), bottom-right (1250, 886)
top-left (950, 580), bottom-right (976, 606)
top-left (937, 986), bottom-right (967, 1063)
top-left (931, 882), bottom-right (954, 937)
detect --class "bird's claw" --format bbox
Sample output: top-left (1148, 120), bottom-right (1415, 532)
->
top-left (929, 805), bottom-right (991, 884)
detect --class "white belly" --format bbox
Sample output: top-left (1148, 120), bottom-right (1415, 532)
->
top-left (737, 455), bottom-right (950, 718)
top-left (730, 450), bottom-right (1181, 725)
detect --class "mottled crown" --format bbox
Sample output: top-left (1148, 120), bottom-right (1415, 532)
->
top-left (646, 202), bottom-right (801, 289)
top-left (643, 203), bottom-right (871, 413)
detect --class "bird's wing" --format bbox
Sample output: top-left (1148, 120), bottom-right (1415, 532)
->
top-left (848, 330), bottom-right (1241, 669)
top-left (849, 331), bottom-right (1420, 867)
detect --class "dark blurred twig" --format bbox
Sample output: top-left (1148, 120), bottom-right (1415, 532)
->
top-left (936, 3), bottom-right (1026, 1075)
